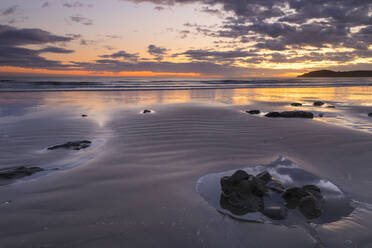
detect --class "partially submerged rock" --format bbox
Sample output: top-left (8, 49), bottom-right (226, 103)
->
top-left (246, 110), bottom-right (260, 114)
top-left (327, 105), bottom-right (335, 108)
top-left (198, 157), bottom-right (353, 225)
top-left (283, 185), bottom-right (323, 219)
top-left (81, 114), bottom-right (88, 117)
top-left (291, 103), bottom-right (302, 107)
top-left (220, 170), bottom-right (324, 220)
top-left (265, 111), bottom-right (314, 119)
top-left (48, 140), bottom-right (92, 151)
top-left (0, 166), bottom-right (44, 180)
top-left (313, 101), bottom-right (325, 106)
top-left (143, 109), bottom-right (152, 114)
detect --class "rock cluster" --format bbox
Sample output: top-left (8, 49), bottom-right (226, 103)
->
top-left (48, 140), bottom-right (92, 151)
top-left (291, 103), bottom-right (302, 107)
top-left (265, 111), bottom-right (314, 119)
top-left (246, 110), bottom-right (260, 114)
top-left (220, 170), bottom-right (324, 220)
top-left (0, 166), bottom-right (44, 180)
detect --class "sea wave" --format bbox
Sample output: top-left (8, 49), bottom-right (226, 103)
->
top-left (1, 77), bottom-right (372, 91)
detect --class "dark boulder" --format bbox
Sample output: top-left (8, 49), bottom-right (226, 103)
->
top-left (230, 170), bottom-right (250, 183)
top-left (262, 206), bottom-right (287, 220)
top-left (303, 185), bottom-right (323, 200)
top-left (143, 109), bottom-right (152, 114)
top-left (0, 166), bottom-right (44, 180)
top-left (291, 103), bottom-right (302, 107)
top-left (48, 140), bottom-right (92, 151)
top-left (313, 101), bottom-right (325, 106)
top-left (265, 111), bottom-right (314, 119)
top-left (256, 171), bottom-right (272, 184)
top-left (220, 170), bottom-right (266, 213)
top-left (368, 113), bottom-right (372, 117)
top-left (220, 193), bottom-right (263, 215)
top-left (282, 187), bottom-right (311, 209)
top-left (283, 185), bottom-right (323, 218)
top-left (250, 177), bottom-right (267, 197)
top-left (299, 195), bottom-right (323, 219)
top-left (246, 110), bottom-right (260, 114)
top-left (81, 114), bottom-right (88, 117)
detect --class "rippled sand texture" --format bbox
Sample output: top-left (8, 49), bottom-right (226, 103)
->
top-left (0, 88), bottom-right (372, 247)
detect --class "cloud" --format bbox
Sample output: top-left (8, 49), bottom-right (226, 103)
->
top-left (0, 25), bottom-right (73, 46)
top-left (73, 59), bottom-right (248, 76)
top-left (38, 46), bottom-right (74, 54)
top-left (69, 15), bottom-right (93, 26)
top-left (154, 6), bottom-right (165, 11)
top-left (148, 44), bottom-right (167, 59)
top-left (123, 0), bottom-right (372, 53)
top-left (1, 5), bottom-right (20, 16)
top-left (100, 50), bottom-right (139, 61)
top-left (63, 2), bottom-right (94, 8)
top-left (41, 2), bottom-right (51, 8)
top-left (178, 49), bottom-right (257, 61)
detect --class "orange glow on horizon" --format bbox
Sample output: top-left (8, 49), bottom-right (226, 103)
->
top-left (0, 66), bottom-right (223, 78)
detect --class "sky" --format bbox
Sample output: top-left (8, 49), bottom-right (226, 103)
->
top-left (0, 0), bottom-right (371, 77)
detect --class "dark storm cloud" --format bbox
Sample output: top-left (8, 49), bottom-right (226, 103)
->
top-left (0, 46), bottom-right (71, 69)
top-left (100, 50), bottom-right (139, 61)
top-left (0, 25), bottom-right (73, 46)
top-left (124, 0), bottom-right (372, 54)
top-left (0, 25), bottom-right (75, 70)
top-left (69, 15), bottom-right (93, 26)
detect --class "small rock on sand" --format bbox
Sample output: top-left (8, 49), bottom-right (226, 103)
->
top-left (291, 103), bottom-right (302, 107)
top-left (81, 114), bottom-right (88, 117)
top-left (313, 101), bottom-right (325, 106)
top-left (0, 166), bottom-right (44, 180)
top-left (48, 140), bottom-right (92, 151)
top-left (246, 110), bottom-right (260, 115)
top-left (143, 109), bottom-right (152, 114)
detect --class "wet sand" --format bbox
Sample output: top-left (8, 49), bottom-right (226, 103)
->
top-left (1, 88), bottom-right (372, 247)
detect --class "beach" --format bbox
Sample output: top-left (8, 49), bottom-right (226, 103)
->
top-left (1, 86), bottom-right (372, 247)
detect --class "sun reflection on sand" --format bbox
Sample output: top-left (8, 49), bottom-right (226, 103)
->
top-left (35, 86), bottom-right (372, 128)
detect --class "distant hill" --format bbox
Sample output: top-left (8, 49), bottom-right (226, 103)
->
top-left (298, 70), bottom-right (372, 77)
